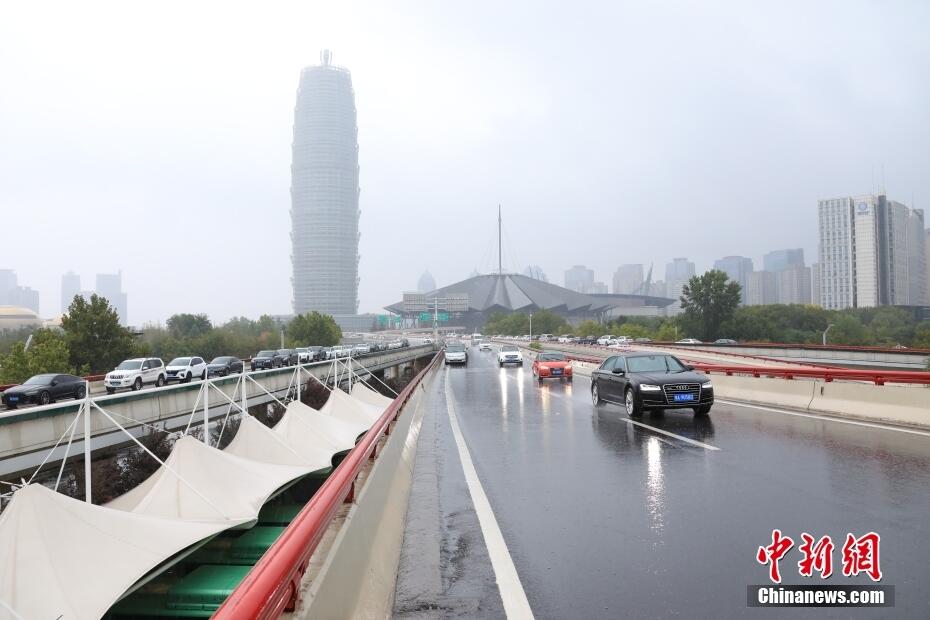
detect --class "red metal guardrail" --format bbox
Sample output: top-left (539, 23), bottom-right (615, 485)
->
top-left (213, 351), bottom-right (440, 619)
top-left (691, 363), bottom-right (930, 386)
top-left (559, 352), bottom-right (930, 386)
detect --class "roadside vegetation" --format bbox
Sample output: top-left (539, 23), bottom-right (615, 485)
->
top-left (481, 269), bottom-right (930, 349)
top-left (0, 297), bottom-right (343, 384)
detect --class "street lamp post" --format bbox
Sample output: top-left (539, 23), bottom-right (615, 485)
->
top-left (529, 313), bottom-right (533, 341)
top-left (822, 323), bottom-right (835, 346)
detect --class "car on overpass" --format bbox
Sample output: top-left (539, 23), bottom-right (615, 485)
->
top-left (276, 348), bottom-right (299, 366)
top-left (675, 338), bottom-right (703, 344)
top-left (207, 356), bottom-right (243, 377)
top-left (532, 351), bottom-right (573, 382)
top-left (164, 357), bottom-right (207, 383)
top-left (714, 338), bottom-right (738, 344)
top-left (497, 344), bottom-right (523, 366)
top-left (590, 353), bottom-right (713, 416)
top-left (1, 373), bottom-right (86, 408)
top-left (252, 350), bottom-right (283, 370)
top-left (105, 358), bottom-right (167, 394)
top-left (444, 342), bottom-right (468, 366)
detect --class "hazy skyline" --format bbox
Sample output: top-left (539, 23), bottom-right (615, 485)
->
top-left (2, 1), bottom-right (928, 324)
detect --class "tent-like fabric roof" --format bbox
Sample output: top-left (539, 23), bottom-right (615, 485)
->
top-left (0, 484), bottom-right (236, 620)
top-left (350, 382), bottom-right (393, 410)
top-left (320, 387), bottom-right (382, 430)
top-left (273, 401), bottom-right (357, 457)
top-left (224, 414), bottom-right (331, 471)
top-left (105, 436), bottom-right (309, 523)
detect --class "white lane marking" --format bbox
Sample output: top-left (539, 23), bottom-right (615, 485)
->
top-left (618, 414), bottom-right (721, 451)
top-left (716, 399), bottom-right (930, 438)
top-left (444, 374), bottom-right (535, 619)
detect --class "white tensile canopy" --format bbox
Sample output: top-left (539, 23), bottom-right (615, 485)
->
top-left (0, 484), bottom-right (238, 620)
top-left (350, 382), bottom-right (394, 410)
top-left (275, 401), bottom-right (358, 454)
top-left (105, 435), bottom-right (309, 523)
top-left (320, 386), bottom-right (383, 430)
top-left (224, 414), bottom-right (331, 471)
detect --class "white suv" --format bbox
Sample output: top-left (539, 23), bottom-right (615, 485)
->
top-left (164, 356), bottom-right (207, 383)
top-left (497, 345), bottom-right (524, 366)
top-left (597, 335), bottom-right (617, 345)
top-left (105, 358), bottom-right (167, 394)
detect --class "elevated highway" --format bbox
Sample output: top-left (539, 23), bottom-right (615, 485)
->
top-left (0, 345), bottom-right (435, 478)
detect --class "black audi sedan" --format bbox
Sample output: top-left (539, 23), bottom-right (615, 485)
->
top-left (207, 356), bottom-right (243, 377)
top-left (1, 373), bottom-right (86, 408)
top-left (251, 350), bottom-right (282, 371)
top-left (590, 353), bottom-right (713, 416)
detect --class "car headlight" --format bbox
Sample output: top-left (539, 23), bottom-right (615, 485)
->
top-left (701, 380), bottom-right (713, 389)
top-left (640, 384), bottom-right (662, 391)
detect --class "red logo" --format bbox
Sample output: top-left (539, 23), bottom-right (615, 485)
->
top-left (841, 532), bottom-right (882, 582)
top-left (757, 530), bottom-right (882, 583)
top-left (756, 529), bottom-right (794, 584)
top-left (798, 533), bottom-right (834, 579)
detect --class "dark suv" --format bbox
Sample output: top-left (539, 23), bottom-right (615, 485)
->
top-left (277, 348), bottom-right (299, 366)
top-left (251, 350), bottom-right (282, 371)
top-left (590, 353), bottom-right (713, 416)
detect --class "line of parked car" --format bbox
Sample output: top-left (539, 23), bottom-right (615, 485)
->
top-left (1, 338), bottom-right (413, 409)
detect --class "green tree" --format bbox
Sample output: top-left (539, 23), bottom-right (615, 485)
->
top-left (826, 313), bottom-right (870, 345)
top-left (0, 329), bottom-right (73, 384)
top-left (679, 270), bottom-right (741, 341)
top-left (617, 322), bottom-right (650, 339)
top-left (287, 311), bottom-right (342, 347)
top-left (61, 294), bottom-right (139, 374)
top-left (574, 320), bottom-right (604, 338)
top-left (913, 323), bottom-right (930, 350)
top-left (166, 313), bottom-right (213, 340)
top-left (655, 320), bottom-right (679, 341)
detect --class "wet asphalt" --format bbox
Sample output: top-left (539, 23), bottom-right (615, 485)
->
top-left (393, 349), bottom-right (930, 619)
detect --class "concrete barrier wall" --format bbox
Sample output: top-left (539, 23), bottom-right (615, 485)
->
top-left (712, 374), bottom-right (930, 429)
top-left (298, 363), bottom-right (440, 619)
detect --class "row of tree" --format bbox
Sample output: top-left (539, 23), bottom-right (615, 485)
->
top-left (480, 269), bottom-right (930, 349)
top-left (0, 296), bottom-right (343, 385)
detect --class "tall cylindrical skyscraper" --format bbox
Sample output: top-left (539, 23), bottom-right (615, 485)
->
top-left (291, 50), bottom-right (360, 315)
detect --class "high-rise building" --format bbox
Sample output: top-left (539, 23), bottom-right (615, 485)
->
top-left (811, 262), bottom-right (821, 306)
top-left (926, 230), bottom-right (930, 303)
top-left (523, 265), bottom-right (549, 282)
top-left (819, 194), bottom-right (927, 309)
top-left (776, 267), bottom-right (812, 305)
top-left (664, 258), bottom-right (695, 310)
top-left (713, 256), bottom-right (753, 304)
top-left (95, 272), bottom-right (128, 325)
top-left (61, 271), bottom-right (81, 314)
top-left (291, 50), bottom-right (360, 316)
top-left (763, 249), bottom-right (805, 273)
top-left (0, 269), bottom-right (40, 314)
top-left (417, 270), bottom-right (436, 293)
top-left (746, 271), bottom-right (778, 306)
top-left (564, 265), bottom-right (595, 293)
top-left (612, 264), bottom-right (644, 294)
top-left (905, 211), bottom-right (928, 305)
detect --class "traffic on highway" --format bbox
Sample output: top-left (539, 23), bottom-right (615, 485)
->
top-left (394, 340), bottom-right (930, 618)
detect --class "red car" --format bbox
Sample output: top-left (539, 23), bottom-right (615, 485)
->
top-left (532, 351), bottom-right (573, 383)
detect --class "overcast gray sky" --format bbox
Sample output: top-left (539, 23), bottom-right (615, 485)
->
top-left (2, 1), bottom-right (928, 325)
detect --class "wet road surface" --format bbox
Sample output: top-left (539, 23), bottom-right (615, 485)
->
top-left (394, 350), bottom-right (930, 618)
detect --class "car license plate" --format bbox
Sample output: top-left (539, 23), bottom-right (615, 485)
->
top-left (673, 393), bottom-right (694, 402)
top-left (7, 396), bottom-right (18, 403)
top-left (552, 369), bottom-right (562, 375)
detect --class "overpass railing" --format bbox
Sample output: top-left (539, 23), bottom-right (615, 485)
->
top-left (212, 351), bottom-right (440, 619)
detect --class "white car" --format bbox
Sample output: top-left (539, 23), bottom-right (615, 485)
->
top-left (557, 335), bottom-right (574, 343)
top-left (497, 345), bottom-right (524, 366)
top-left (444, 343), bottom-right (468, 365)
top-left (353, 343), bottom-right (371, 355)
top-left (478, 341), bottom-right (492, 351)
top-left (597, 335), bottom-right (617, 345)
top-left (676, 338), bottom-right (703, 345)
top-left (105, 358), bottom-right (167, 394)
top-left (164, 356), bottom-right (207, 383)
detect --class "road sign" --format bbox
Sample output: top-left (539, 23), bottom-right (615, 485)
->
top-left (419, 312), bottom-right (450, 322)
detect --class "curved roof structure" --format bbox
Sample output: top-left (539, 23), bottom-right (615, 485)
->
top-left (387, 273), bottom-right (617, 315)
